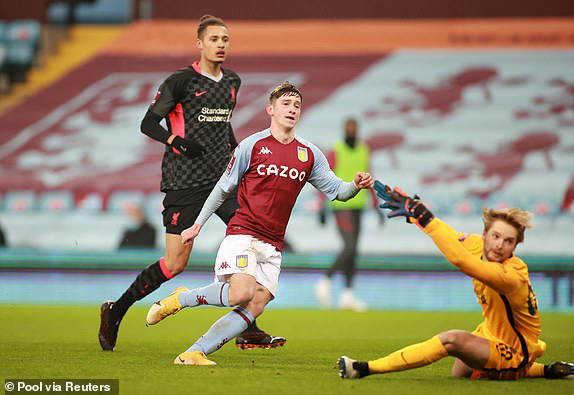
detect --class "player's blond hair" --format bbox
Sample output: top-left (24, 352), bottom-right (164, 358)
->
top-left (197, 15), bottom-right (226, 39)
top-left (269, 82), bottom-right (302, 104)
top-left (482, 207), bottom-right (534, 244)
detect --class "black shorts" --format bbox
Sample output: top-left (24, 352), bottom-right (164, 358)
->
top-left (162, 184), bottom-right (239, 234)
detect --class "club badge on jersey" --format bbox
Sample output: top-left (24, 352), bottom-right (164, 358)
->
top-left (236, 255), bottom-right (249, 269)
top-left (297, 147), bottom-right (308, 162)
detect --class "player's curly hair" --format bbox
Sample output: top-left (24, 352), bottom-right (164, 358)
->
top-left (482, 207), bottom-right (534, 244)
top-left (197, 15), bottom-right (226, 39)
top-left (269, 82), bottom-right (302, 104)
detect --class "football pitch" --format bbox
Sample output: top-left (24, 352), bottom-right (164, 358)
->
top-left (1, 306), bottom-right (573, 394)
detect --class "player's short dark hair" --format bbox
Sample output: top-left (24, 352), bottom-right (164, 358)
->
top-left (269, 82), bottom-right (302, 104)
top-left (197, 15), bottom-right (227, 39)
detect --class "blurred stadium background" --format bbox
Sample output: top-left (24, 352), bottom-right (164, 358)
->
top-left (0, 0), bottom-right (573, 312)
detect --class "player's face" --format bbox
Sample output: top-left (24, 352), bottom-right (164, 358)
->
top-left (482, 220), bottom-right (518, 263)
top-left (198, 25), bottom-right (229, 64)
top-left (268, 94), bottom-right (302, 130)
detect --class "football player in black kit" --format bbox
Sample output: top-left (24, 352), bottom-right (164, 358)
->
top-left (98, 15), bottom-right (286, 351)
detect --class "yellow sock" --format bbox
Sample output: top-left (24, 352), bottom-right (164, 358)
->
top-left (368, 336), bottom-right (448, 374)
top-left (525, 362), bottom-right (545, 378)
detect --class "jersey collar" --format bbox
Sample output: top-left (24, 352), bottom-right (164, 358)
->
top-left (192, 61), bottom-right (223, 82)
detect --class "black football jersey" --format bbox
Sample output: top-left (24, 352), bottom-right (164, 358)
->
top-left (149, 62), bottom-right (241, 191)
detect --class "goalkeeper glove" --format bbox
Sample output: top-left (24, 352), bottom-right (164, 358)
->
top-left (374, 180), bottom-right (434, 228)
top-left (170, 136), bottom-right (206, 158)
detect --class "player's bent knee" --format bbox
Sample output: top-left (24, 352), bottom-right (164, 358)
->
top-left (438, 330), bottom-right (468, 353)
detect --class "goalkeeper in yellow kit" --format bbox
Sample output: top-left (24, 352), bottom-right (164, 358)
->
top-left (338, 181), bottom-right (573, 380)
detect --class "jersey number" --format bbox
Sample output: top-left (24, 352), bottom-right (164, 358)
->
top-left (496, 343), bottom-right (515, 361)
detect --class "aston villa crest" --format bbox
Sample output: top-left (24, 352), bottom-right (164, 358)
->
top-left (297, 146), bottom-right (308, 162)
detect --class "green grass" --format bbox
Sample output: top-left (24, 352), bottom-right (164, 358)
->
top-left (1, 306), bottom-right (573, 394)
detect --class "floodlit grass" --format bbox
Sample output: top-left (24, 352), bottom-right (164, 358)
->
top-left (1, 306), bottom-right (572, 394)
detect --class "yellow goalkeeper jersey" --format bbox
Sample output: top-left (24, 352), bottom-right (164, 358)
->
top-left (423, 218), bottom-right (546, 366)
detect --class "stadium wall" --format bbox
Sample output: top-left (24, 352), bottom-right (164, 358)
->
top-left (150, 0), bottom-right (574, 19)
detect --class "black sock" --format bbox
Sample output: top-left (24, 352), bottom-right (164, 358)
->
top-left (244, 319), bottom-right (260, 332)
top-left (353, 362), bottom-right (371, 378)
top-left (110, 261), bottom-right (170, 324)
top-left (110, 291), bottom-right (136, 325)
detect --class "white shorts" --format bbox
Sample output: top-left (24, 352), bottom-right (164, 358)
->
top-left (214, 234), bottom-right (282, 297)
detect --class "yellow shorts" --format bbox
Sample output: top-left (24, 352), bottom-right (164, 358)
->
top-left (471, 326), bottom-right (529, 380)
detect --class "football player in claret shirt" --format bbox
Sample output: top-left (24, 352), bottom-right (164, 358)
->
top-left (145, 82), bottom-right (374, 366)
top-left (98, 14), bottom-right (284, 352)
top-left (338, 181), bottom-right (574, 380)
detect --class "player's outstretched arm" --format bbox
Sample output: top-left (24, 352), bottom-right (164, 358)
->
top-left (332, 172), bottom-right (374, 202)
top-left (375, 180), bottom-right (522, 293)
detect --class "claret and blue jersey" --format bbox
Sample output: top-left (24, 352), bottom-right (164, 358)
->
top-left (219, 129), bottom-right (343, 251)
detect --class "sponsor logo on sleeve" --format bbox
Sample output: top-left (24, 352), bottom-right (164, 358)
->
top-left (225, 151), bottom-right (236, 175)
top-left (151, 90), bottom-right (161, 105)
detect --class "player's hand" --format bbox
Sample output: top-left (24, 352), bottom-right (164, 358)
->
top-left (170, 136), bottom-right (206, 158)
top-left (373, 180), bottom-right (434, 228)
top-left (181, 223), bottom-right (202, 245)
top-left (354, 172), bottom-right (374, 190)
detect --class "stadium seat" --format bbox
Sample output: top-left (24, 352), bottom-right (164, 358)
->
top-left (5, 41), bottom-right (35, 83)
top-left (0, 44), bottom-right (6, 79)
top-left (107, 191), bottom-right (145, 213)
top-left (4, 191), bottom-right (37, 212)
top-left (523, 195), bottom-right (561, 216)
top-left (453, 197), bottom-right (484, 216)
top-left (0, 22), bottom-right (8, 91)
top-left (0, 21), bottom-right (8, 42)
top-left (6, 20), bottom-right (41, 52)
top-left (487, 188), bottom-right (529, 213)
top-left (38, 191), bottom-right (74, 212)
top-left (420, 188), bottom-right (482, 216)
top-left (0, 20), bottom-right (41, 84)
top-left (76, 192), bottom-right (104, 212)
